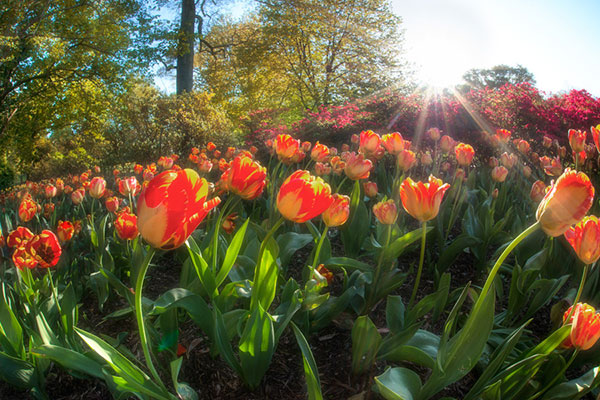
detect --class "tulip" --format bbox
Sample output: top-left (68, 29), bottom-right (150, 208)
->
top-left (530, 180), bottom-right (547, 203)
top-left (363, 181), bottom-right (378, 198)
top-left (540, 156), bottom-right (563, 177)
top-left (277, 170), bottom-right (333, 223)
top-left (6, 227), bottom-right (34, 249)
top-left (115, 212), bottom-right (139, 240)
top-left (427, 127), bottom-right (441, 141)
top-left (207, 142), bottom-right (216, 152)
top-left (45, 185), bottom-right (57, 199)
top-left (359, 130), bottom-right (381, 158)
top-left (57, 220), bottom-right (75, 242)
top-left (455, 143), bottom-right (475, 166)
top-left (43, 203), bottom-right (55, 218)
top-left (536, 169), bottom-right (594, 237)
top-left (89, 177), bottom-right (106, 198)
top-left (421, 152), bottom-right (433, 166)
top-left (219, 154), bottom-right (267, 200)
top-left (569, 129), bottom-right (586, 153)
top-left (592, 125), bottom-right (600, 153)
top-left (516, 139), bottom-right (530, 154)
top-left (400, 175), bottom-right (450, 222)
top-left (311, 142), bottom-right (330, 162)
top-left (301, 141), bottom-right (312, 152)
top-left (137, 168), bottom-right (221, 250)
top-left (523, 165), bottom-right (532, 178)
top-left (373, 200), bottom-right (398, 225)
top-left (344, 152), bottom-right (373, 180)
top-left (19, 198), bottom-right (37, 222)
top-left (563, 303), bottom-right (600, 351)
top-left (315, 264), bottom-right (334, 285)
top-left (488, 157), bottom-right (499, 168)
top-left (27, 230), bottom-right (62, 268)
top-left (543, 136), bottom-right (553, 148)
top-left (119, 176), bottom-right (140, 196)
top-left (71, 189), bottom-right (85, 205)
top-left (274, 134), bottom-right (300, 164)
top-left (397, 149), bottom-right (417, 172)
top-left (134, 164), bottom-right (144, 174)
top-left (322, 194), bottom-right (350, 227)
top-left (439, 135), bottom-right (455, 153)
top-left (492, 188), bottom-right (499, 199)
top-left (564, 216), bottom-right (600, 265)
top-left (351, 134), bottom-right (359, 144)
top-left (491, 166), bottom-right (508, 183)
top-left (105, 196), bottom-right (119, 213)
top-left (381, 132), bottom-right (404, 155)
top-left (500, 152), bottom-right (517, 169)
top-left (496, 128), bottom-right (512, 143)
top-left (12, 246), bottom-right (38, 270)
top-left (222, 213), bottom-right (238, 234)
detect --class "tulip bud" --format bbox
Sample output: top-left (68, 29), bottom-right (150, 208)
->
top-left (373, 200), bottom-right (398, 225)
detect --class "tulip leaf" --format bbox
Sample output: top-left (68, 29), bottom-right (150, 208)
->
top-left (186, 237), bottom-right (218, 298)
top-left (384, 226), bottom-right (433, 262)
top-left (277, 231), bottom-right (314, 269)
top-left (170, 357), bottom-right (198, 400)
top-left (381, 330), bottom-right (440, 369)
top-left (0, 285), bottom-right (24, 358)
top-left (238, 305), bottom-right (275, 388)
top-left (351, 315), bottom-right (382, 375)
top-left (213, 307), bottom-right (243, 376)
top-left (542, 365), bottom-right (600, 400)
top-left (216, 219), bottom-right (249, 287)
top-left (151, 288), bottom-right (213, 340)
top-left (374, 367), bottom-right (422, 400)
top-left (250, 236), bottom-right (279, 312)
top-left (436, 234), bottom-right (482, 274)
top-left (385, 295), bottom-right (406, 333)
top-left (321, 257), bottom-right (371, 272)
top-left (32, 344), bottom-right (105, 380)
top-left (0, 351), bottom-right (38, 389)
top-left (291, 322), bottom-right (323, 400)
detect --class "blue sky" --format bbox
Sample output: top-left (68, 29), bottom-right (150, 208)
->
top-left (155, 0), bottom-right (600, 96)
top-left (394, 0), bottom-right (600, 95)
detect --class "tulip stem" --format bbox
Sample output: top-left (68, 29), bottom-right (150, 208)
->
top-left (530, 349), bottom-right (579, 400)
top-left (312, 226), bottom-right (329, 269)
top-left (211, 196), bottom-right (235, 273)
top-left (565, 263), bottom-right (590, 323)
top-left (409, 221), bottom-right (428, 308)
top-left (473, 221), bottom-right (540, 316)
top-left (134, 246), bottom-right (169, 394)
top-left (336, 176), bottom-right (348, 192)
top-left (46, 269), bottom-right (67, 334)
top-left (364, 223), bottom-right (393, 313)
top-left (444, 177), bottom-right (463, 241)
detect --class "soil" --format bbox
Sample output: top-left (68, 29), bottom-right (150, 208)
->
top-left (0, 238), bottom-right (594, 400)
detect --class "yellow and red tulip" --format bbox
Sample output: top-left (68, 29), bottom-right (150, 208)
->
top-left (536, 169), bottom-right (594, 237)
top-left (530, 180), bottom-right (547, 203)
top-left (12, 246), bottom-right (38, 270)
top-left (27, 230), bottom-right (62, 268)
top-left (455, 143), bottom-right (475, 167)
top-left (496, 128), bottom-right (512, 143)
top-left (439, 135), bottom-right (455, 153)
top-left (568, 129), bottom-right (586, 153)
top-left (276, 170), bottom-right (333, 223)
top-left (592, 125), bottom-right (600, 153)
top-left (344, 152), bottom-right (373, 180)
top-left (400, 175), bottom-right (451, 222)
top-left (564, 216), bottom-right (600, 264)
top-left (89, 177), bottom-right (107, 199)
top-left (105, 196), bottom-right (119, 213)
top-left (7, 227), bottom-right (34, 249)
top-left (137, 169), bottom-right (220, 250)
top-left (373, 199), bottom-right (398, 225)
top-left (57, 220), bottom-right (75, 242)
top-left (18, 198), bottom-right (37, 222)
top-left (115, 212), bottom-right (139, 240)
top-left (397, 149), bottom-right (417, 172)
top-left (311, 142), bottom-right (330, 163)
top-left (119, 176), bottom-right (140, 196)
top-left (359, 130), bottom-right (381, 158)
top-left (491, 166), bottom-right (509, 183)
top-left (322, 194), bottom-right (350, 227)
top-left (381, 132), bottom-right (404, 156)
top-left (274, 134), bottom-right (300, 164)
top-left (219, 154), bottom-right (267, 200)
top-left (71, 189), bottom-right (85, 205)
top-left (363, 181), bottom-right (378, 198)
top-left (563, 303), bottom-right (600, 350)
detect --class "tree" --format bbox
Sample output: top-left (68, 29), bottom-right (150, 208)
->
top-left (198, 0), bottom-right (406, 115)
top-left (460, 64), bottom-right (536, 91)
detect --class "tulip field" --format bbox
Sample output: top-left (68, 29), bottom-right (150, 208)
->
top-left (3, 125), bottom-right (600, 400)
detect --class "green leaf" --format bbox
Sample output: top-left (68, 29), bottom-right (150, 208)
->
top-left (382, 330), bottom-right (439, 369)
top-left (32, 344), bottom-right (104, 379)
top-left (322, 257), bottom-right (371, 272)
top-left (375, 367), bottom-right (422, 400)
top-left (151, 288), bottom-right (212, 340)
top-left (0, 286), bottom-right (24, 358)
top-left (384, 226), bottom-right (433, 261)
top-left (170, 357), bottom-right (198, 400)
top-left (213, 307), bottom-right (243, 377)
top-left (277, 231), bottom-right (314, 268)
top-left (437, 235), bottom-right (482, 274)
top-left (250, 236), bottom-right (279, 312)
top-left (351, 316), bottom-right (382, 375)
top-left (386, 295), bottom-right (406, 333)
top-left (542, 366), bottom-right (600, 400)
top-left (0, 351), bottom-right (38, 389)
top-left (186, 237), bottom-right (217, 298)
top-left (216, 219), bottom-right (249, 287)
top-left (238, 305), bottom-right (275, 388)
top-left (291, 323), bottom-right (323, 400)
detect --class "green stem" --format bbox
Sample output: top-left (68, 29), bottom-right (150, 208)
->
top-left (565, 263), bottom-right (590, 323)
top-left (473, 221), bottom-right (540, 316)
top-left (211, 196), bottom-right (235, 271)
top-left (134, 246), bottom-right (169, 393)
top-left (530, 349), bottom-right (579, 400)
top-left (336, 176), bottom-right (348, 192)
top-left (445, 177), bottom-right (463, 240)
top-left (409, 221), bottom-right (428, 308)
top-left (312, 226), bottom-right (329, 268)
top-left (46, 269), bottom-right (67, 333)
top-left (365, 223), bottom-right (393, 313)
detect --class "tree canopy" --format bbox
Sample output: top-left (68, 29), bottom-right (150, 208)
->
top-left (460, 64), bottom-right (536, 91)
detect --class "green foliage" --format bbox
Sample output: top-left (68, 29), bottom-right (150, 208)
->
top-left (460, 64), bottom-right (536, 91)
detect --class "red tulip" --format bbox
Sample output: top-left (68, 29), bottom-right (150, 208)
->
top-left (219, 154), bottom-right (267, 200)
top-left (57, 220), bottom-right (75, 242)
top-left (381, 132), bottom-right (404, 155)
top-left (276, 170), bottom-right (333, 223)
top-left (322, 194), bottom-right (350, 227)
top-left (12, 246), bottom-right (38, 270)
top-left (563, 303), bottom-right (600, 350)
top-left (311, 142), bottom-right (330, 163)
top-left (344, 152), bottom-right (372, 180)
top-left (530, 180), bottom-right (547, 203)
top-left (568, 129), bottom-right (586, 153)
top-left (6, 227), bottom-right (34, 249)
top-left (274, 134), bottom-right (300, 165)
top-left (491, 166), bottom-right (509, 183)
top-left (400, 175), bottom-right (450, 222)
top-left (105, 196), bottom-right (119, 213)
top-left (373, 200), bottom-right (398, 225)
top-left (455, 143), bottom-right (475, 167)
top-left (27, 230), bottom-right (62, 268)
top-left (89, 177), bottom-right (107, 199)
top-left (397, 150), bottom-right (417, 172)
top-left (115, 212), bottom-right (139, 240)
top-left (564, 216), bottom-right (600, 264)
top-left (18, 197), bottom-right (37, 222)
top-left (119, 176), bottom-right (140, 196)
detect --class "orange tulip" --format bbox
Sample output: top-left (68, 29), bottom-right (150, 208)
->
top-left (134, 164), bottom-right (144, 174)
top-left (500, 152), bottom-right (517, 169)
top-left (363, 181), bottom-right (378, 198)
top-left (536, 169), bottom-right (594, 237)
top-left (568, 129), bottom-right (586, 153)
top-left (57, 220), bottom-right (75, 242)
top-left (397, 149), bottom-right (417, 172)
top-left (43, 203), bottom-right (55, 218)
top-left (592, 125), bottom-right (600, 153)
top-left (222, 213), bottom-right (238, 234)
top-left (105, 196), bottom-right (119, 213)
top-left (115, 212), bottom-right (139, 240)
top-left (19, 198), bottom-right (37, 222)
top-left (219, 154), bottom-right (267, 200)
top-left (71, 188), bottom-right (85, 205)
top-left (316, 264), bottom-right (334, 285)
top-left (6, 227), bottom-right (34, 249)
top-left (454, 143), bottom-right (475, 167)
top-left (45, 185), bottom-right (57, 199)
top-left (373, 199), bottom-right (398, 225)
top-left (344, 152), bottom-right (373, 180)
top-left (564, 216), bottom-right (600, 264)
top-left (530, 180), bottom-right (547, 202)
top-left (311, 142), bottom-right (330, 162)
top-left (516, 139), bottom-right (530, 154)
top-left (276, 170), bottom-right (333, 223)
top-left (207, 142), bottom-right (216, 152)
top-left (274, 134), bottom-right (300, 164)
top-left (27, 230), bottom-right (62, 268)
top-left (322, 194), bottom-right (350, 227)
top-left (12, 246), bottom-right (38, 270)
top-left (496, 128), bottom-right (512, 143)
top-left (137, 169), bottom-right (221, 250)
top-left (563, 303), bottom-right (600, 350)
top-left (491, 166), bottom-right (509, 183)
top-left (400, 175), bottom-right (451, 222)
top-left (427, 127), bottom-right (441, 141)
top-left (89, 177), bottom-right (106, 198)
top-left (523, 165), bottom-right (532, 178)
top-left (381, 132), bottom-right (404, 155)
top-left (359, 130), bottom-right (381, 157)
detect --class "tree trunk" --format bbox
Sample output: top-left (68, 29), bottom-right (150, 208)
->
top-left (176, 0), bottom-right (195, 94)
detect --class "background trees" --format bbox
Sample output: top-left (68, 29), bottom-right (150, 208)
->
top-left (459, 64), bottom-right (536, 91)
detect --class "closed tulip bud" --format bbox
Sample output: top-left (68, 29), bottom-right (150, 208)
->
top-left (314, 162), bottom-right (331, 176)
top-left (363, 181), bottom-right (378, 198)
top-left (277, 170), bottom-right (333, 223)
top-left (344, 152), bottom-right (373, 180)
top-left (311, 142), bottom-right (330, 162)
top-left (516, 139), bottom-right (530, 154)
top-left (291, 149), bottom-right (306, 163)
top-left (530, 180), bottom-right (547, 203)
top-left (138, 169), bottom-right (220, 249)
top-left (373, 199), bottom-right (398, 225)
top-left (439, 135), bottom-right (455, 153)
top-left (105, 196), bottom-right (119, 213)
top-left (500, 152), bottom-right (517, 169)
top-left (134, 164), bottom-right (144, 174)
top-left (421, 152), bottom-right (433, 166)
top-left (400, 175), bottom-right (451, 222)
top-left (455, 143), bottom-right (475, 166)
top-left (207, 142), bottom-right (216, 152)
top-left (115, 212), bottom-right (139, 240)
top-left (563, 303), bottom-right (600, 350)
top-left (397, 149), bottom-right (417, 172)
top-left (492, 188), bottom-right (499, 199)
top-left (222, 213), bottom-right (238, 234)
top-left (491, 166), bottom-right (509, 183)
top-left (569, 129), bottom-right (586, 153)
top-left (455, 168), bottom-right (466, 180)
top-left (543, 135), bottom-right (553, 148)
top-left (275, 134), bottom-right (300, 165)
top-left (322, 194), bottom-right (350, 227)
top-left (249, 145), bottom-right (258, 155)
top-left (57, 220), bottom-right (75, 242)
top-left (119, 176), bottom-right (140, 196)
top-left (27, 230), bottom-right (62, 268)
top-left (351, 134), bottom-right (359, 144)
top-left (427, 127), bottom-right (441, 141)
top-left (381, 132), bottom-right (404, 155)
top-left (89, 177), bottom-right (106, 199)
top-left (536, 169), bottom-right (594, 236)
top-left (45, 185), bottom-right (57, 199)
top-left (564, 216), bottom-right (600, 264)
top-left (559, 146), bottom-right (567, 158)
top-left (19, 198), bottom-right (37, 222)
top-left (219, 154), bottom-right (267, 200)
top-left (80, 172), bottom-right (89, 182)
top-left (523, 165), bottom-right (532, 178)
top-left (488, 157), bottom-right (499, 168)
